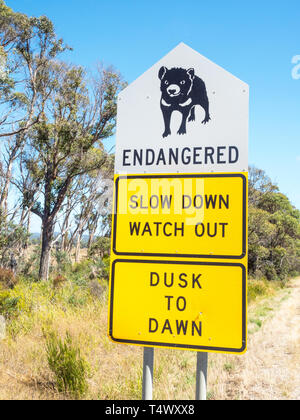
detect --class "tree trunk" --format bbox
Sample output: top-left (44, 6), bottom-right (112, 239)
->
top-left (87, 229), bottom-right (95, 251)
top-left (75, 230), bottom-right (83, 263)
top-left (61, 208), bottom-right (71, 251)
top-left (0, 158), bottom-right (13, 219)
top-left (26, 212), bottom-right (31, 243)
top-left (39, 220), bottom-right (54, 281)
top-left (61, 231), bottom-right (69, 252)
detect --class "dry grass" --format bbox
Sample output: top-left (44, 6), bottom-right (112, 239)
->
top-left (0, 277), bottom-right (299, 400)
top-left (207, 277), bottom-right (300, 400)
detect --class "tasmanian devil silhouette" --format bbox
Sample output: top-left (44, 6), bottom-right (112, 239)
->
top-left (158, 66), bottom-right (211, 138)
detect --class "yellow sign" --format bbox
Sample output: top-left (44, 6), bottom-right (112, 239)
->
top-left (109, 260), bottom-right (247, 353)
top-left (109, 173), bottom-right (248, 354)
top-left (113, 174), bottom-right (247, 259)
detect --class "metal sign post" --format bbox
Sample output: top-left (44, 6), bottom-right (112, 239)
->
top-left (142, 347), bottom-right (154, 400)
top-left (195, 352), bottom-right (208, 400)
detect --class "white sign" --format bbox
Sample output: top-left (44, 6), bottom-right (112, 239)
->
top-left (115, 43), bottom-right (249, 174)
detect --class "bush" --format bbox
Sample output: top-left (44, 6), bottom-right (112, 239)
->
top-left (44, 330), bottom-right (89, 398)
top-left (0, 267), bottom-right (17, 289)
top-left (72, 259), bottom-right (92, 276)
top-left (0, 290), bottom-right (20, 318)
top-left (264, 263), bottom-right (278, 281)
top-left (72, 258), bottom-right (110, 283)
top-left (53, 274), bottom-right (67, 290)
top-left (20, 246), bottom-right (41, 281)
top-left (0, 268), bottom-right (20, 319)
top-left (248, 280), bottom-right (268, 302)
top-left (93, 257), bottom-right (110, 282)
top-left (54, 250), bottom-right (72, 274)
top-left (88, 236), bottom-right (110, 260)
top-left (248, 166), bottom-right (300, 281)
top-left (89, 280), bottom-right (105, 300)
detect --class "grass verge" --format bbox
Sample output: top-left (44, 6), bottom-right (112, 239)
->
top-left (0, 271), bottom-right (294, 400)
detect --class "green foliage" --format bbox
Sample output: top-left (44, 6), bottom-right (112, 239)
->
top-left (0, 0), bottom-right (70, 132)
top-left (0, 1), bottom-right (124, 282)
top-left (0, 267), bottom-right (23, 320)
top-left (20, 245), bottom-right (41, 281)
top-left (248, 166), bottom-right (300, 281)
top-left (247, 278), bottom-right (279, 302)
top-left (54, 250), bottom-right (72, 274)
top-left (87, 237), bottom-right (111, 281)
top-left (44, 330), bottom-right (89, 398)
top-left (25, 61), bottom-right (123, 280)
top-left (71, 259), bottom-right (94, 284)
top-left (99, 256), bottom-right (110, 281)
top-left (1, 271), bottom-right (101, 339)
top-left (0, 217), bottom-right (29, 266)
top-left (88, 236), bottom-right (110, 259)
top-left (0, 289), bottom-right (20, 317)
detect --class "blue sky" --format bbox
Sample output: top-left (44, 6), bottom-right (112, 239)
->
top-left (6, 0), bottom-right (300, 217)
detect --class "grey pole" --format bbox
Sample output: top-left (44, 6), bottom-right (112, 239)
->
top-left (142, 347), bottom-right (154, 400)
top-left (195, 352), bottom-right (208, 400)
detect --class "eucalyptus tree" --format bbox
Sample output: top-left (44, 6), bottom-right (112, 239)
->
top-left (59, 167), bottom-right (114, 262)
top-left (26, 62), bottom-right (123, 280)
top-left (248, 166), bottom-right (300, 280)
top-left (0, 0), bottom-right (69, 246)
top-left (0, 0), bottom-right (69, 138)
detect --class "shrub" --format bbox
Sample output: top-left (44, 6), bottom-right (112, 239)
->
top-left (99, 256), bottom-right (110, 281)
top-left (53, 275), bottom-right (67, 290)
top-left (71, 259), bottom-right (92, 285)
top-left (54, 250), bottom-right (72, 274)
top-left (264, 263), bottom-right (278, 281)
top-left (72, 258), bottom-right (110, 283)
top-left (44, 330), bottom-right (89, 398)
top-left (89, 280), bottom-right (105, 300)
top-left (88, 237), bottom-right (110, 260)
top-left (0, 267), bottom-right (17, 289)
top-left (20, 246), bottom-right (41, 281)
top-left (0, 290), bottom-right (20, 318)
top-left (248, 280), bottom-right (268, 302)
top-left (72, 259), bottom-right (92, 275)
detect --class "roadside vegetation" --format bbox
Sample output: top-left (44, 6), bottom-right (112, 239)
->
top-left (0, 1), bottom-right (299, 400)
top-left (0, 261), bottom-right (295, 400)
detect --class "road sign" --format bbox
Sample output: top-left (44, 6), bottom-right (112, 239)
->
top-left (108, 43), bottom-right (249, 356)
top-left (115, 42), bottom-right (249, 175)
top-left (113, 173), bottom-right (247, 259)
top-left (109, 260), bottom-right (246, 354)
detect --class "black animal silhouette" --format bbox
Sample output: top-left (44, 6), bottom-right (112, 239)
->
top-left (158, 66), bottom-right (211, 138)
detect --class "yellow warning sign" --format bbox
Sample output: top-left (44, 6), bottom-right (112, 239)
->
top-left (109, 260), bottom-right (246, 353)
top-left (112, 173), bottom-right (247, 259)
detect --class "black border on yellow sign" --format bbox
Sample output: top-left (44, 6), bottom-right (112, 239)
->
top-left (109, 259), bottom-right (247, 353)
top-left (113, 174), bottom-right (247, 259)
